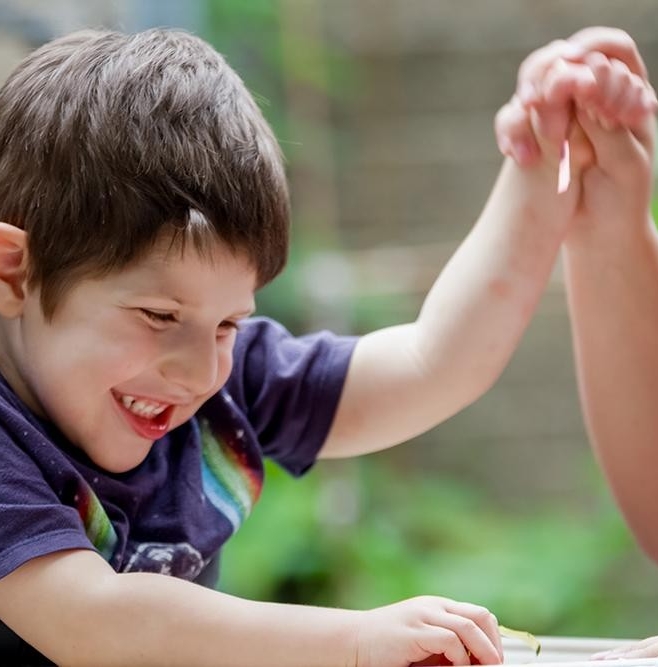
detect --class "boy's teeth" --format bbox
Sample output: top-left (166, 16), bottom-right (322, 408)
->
top-left (119, 394), bottom-right (167, 418)
top-left (120, 395), bottom-right (135, 408)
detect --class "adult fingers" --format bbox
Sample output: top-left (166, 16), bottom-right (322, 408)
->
top-left (575, 108), bottom-right (647, 178)
top-left (583, 54), bottom-right (657, 125)
top-left (592, 637), bottom-right (658, 660)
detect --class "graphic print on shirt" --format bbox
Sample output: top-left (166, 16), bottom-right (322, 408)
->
top-left (199, 405), bottom-right (263, 536)
top-left (63, 478), bottom-right (118, 563)
top-left (123, 541), bottom-right (206, 578)
top-left (60, 394), bottom-right (264, 576)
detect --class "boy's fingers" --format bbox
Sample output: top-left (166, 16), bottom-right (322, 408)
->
top-left (440, 601), bottom-right (503, 660)
top-left (529, 103), bottom-right (570, 154)
top-left (517, 39), bottom-right (586, 104)
top-left (494, 96), bottom-right (540, 165)
top-left (541, 59), bottom-right (598, 109)
top-left (568, 26), bottom-right (648, 80)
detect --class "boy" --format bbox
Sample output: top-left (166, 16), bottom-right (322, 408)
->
top-left (0, 27), bottom-right (652, 667)
top-left (499, 27), bottom-right (658, 661)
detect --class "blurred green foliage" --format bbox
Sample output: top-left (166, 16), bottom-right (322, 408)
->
top-left (220, 456), bottom-right (656, 639)
top-left (203, 0), bottom-right (658, 641)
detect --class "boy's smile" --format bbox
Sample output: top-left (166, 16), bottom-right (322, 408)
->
top-left (0, 230), bottom-right (257, 473)
top-left (111, 391), bottom-right (174, 440)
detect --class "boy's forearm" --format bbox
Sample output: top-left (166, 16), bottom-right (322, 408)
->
top-left (324, 158), bottom-right (574, 457)
top-left (3, 552), bottom-right (359, 667)
top-left (96, 573), bottom-right (360, 667)
top-left (414, 157), bottom-right (572, 399)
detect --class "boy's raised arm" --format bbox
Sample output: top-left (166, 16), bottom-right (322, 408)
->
top-left (322, 143), bottom-right (577, 458)
top-left (321, 31), bottom-right (654, 461)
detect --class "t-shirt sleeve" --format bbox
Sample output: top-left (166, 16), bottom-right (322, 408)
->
top-left (225, 317), bottom-right (358, 476)
top-left (0, 421), bottom-right (95, 580)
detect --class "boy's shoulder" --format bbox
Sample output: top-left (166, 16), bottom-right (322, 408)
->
top-left (0, 373), bottom-right (47, 438)
top-left (228, 316), bottom-right (358, 396)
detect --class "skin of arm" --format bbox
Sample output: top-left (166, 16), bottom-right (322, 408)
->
top-left (497, 26), bottom-right (658, 561)
top-left (0, 549), bottom-right (360, 667)
top-left (0, 549), bottom-right (503, 667)
top-left (322, 31), bottom-right (655, 461)
top-left (322, 150), bottom-right (579, 458)
top-left (494, 27), bottom-right (658, 661)
top-left (561, 108), bottom-right (658, 560)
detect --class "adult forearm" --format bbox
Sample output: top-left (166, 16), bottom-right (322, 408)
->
top-left (563, 216), bottom-right (658, 559)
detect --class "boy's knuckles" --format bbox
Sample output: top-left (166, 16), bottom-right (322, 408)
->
top-left (450, 616), bottom-right (479, 636)
top-left (470, 607), bottom-right (496, 627)
top-left (518, 40), bottom-right (577, 82)
top-left (494, 103), bottom-right (532, 146)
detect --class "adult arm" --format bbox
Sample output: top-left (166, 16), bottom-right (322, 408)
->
top-left (492, 26), bottom-right (658, 560)
top-left (561, 111), bottom-right (658, 560)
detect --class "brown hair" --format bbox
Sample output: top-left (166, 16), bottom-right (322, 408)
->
top-left (0, 28), bottom-right (290, 318)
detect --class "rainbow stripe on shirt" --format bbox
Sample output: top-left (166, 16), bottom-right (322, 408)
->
top-left (199, 417), bottom-right (263, 535)
top-left (72, 481), bottom-right (118, 562)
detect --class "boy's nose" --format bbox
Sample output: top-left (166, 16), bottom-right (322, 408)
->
top-left (160, 336), bottom-right (230, 397)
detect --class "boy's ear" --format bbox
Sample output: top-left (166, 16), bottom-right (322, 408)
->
top-left (0, 222), bottom-right (28, 318)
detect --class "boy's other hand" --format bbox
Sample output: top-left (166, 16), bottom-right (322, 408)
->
top-left (495, 28), bottom-right (657, 170)
top-left (354, 596), bottom-right (503, 667)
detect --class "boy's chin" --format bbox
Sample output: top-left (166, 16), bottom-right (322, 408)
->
top-left (79, 440), bottom-right (153, 474)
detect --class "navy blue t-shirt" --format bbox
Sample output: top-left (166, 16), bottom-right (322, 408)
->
top-left (0, 317), bottom-right (357, 585)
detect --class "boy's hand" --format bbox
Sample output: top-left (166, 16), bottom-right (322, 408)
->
top-left (495, 28), bottom-right (657, 232)
top-left (354, 596), bottom-right (503, 667)
top-left (495, 27), bottom-right (656, 169)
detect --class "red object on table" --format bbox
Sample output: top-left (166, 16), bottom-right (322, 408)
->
top-left (411, 654), bottom-right (481, 666)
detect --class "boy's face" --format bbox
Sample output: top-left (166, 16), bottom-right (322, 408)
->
top-left (3, 234), bottom-right (257, 473)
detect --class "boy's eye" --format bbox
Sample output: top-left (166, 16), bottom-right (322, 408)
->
top-left (218, 320), bottom-right (241, 334)
top-left (140, 309), bottom-right (177, 324)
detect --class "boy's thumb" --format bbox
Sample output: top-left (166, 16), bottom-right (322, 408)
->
top-left (566, 120), bottom-right (595, 174)
top-left (529, 104), bottom-right (570, 162)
